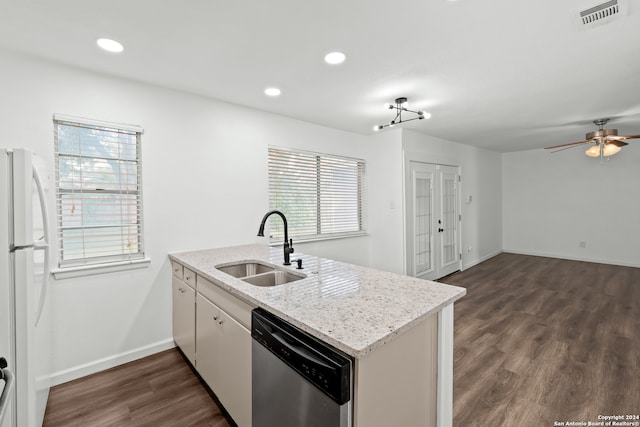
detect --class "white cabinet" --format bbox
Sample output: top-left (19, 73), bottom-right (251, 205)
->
top-left (196, 293), bottom-right (252, 427)
top-left (171, 260), bottom-right (252, 427)
top-left (172, 274), bottom-right (196, 365)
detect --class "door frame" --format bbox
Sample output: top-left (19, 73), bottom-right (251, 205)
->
top-left (402, 151), bottom-right (463, 278)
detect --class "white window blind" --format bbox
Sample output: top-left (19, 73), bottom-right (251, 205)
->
top-left (53, 115), bottom-right (145, 267)
top-left (268, 146), bottom-right (365, 241)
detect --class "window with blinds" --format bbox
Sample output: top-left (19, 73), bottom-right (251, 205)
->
top-left (268, 146), bottom-right (365, 241)
top-left (53, 115), bottom-right (145, 267)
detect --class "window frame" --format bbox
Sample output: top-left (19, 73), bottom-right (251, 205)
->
top-left (267, 145), bottom-right (366, 243)
top-left (51, 114), bottom-right (149, 278)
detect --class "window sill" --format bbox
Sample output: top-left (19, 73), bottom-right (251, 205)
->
top-left (51, 258), bottom-right (151, 280)
top-left (269, 231), bottom-right (368, 246)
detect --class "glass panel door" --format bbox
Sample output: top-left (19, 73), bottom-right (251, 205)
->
top-left (414, 171), bottom-right (433, 276)
top-left (438, 166), bottom-right (460, 277)
top-left (406, 161), bottom-right (460, 280)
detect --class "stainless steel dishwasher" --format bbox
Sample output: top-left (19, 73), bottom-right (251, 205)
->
top-left (252, 308), bottom-right (353, 427)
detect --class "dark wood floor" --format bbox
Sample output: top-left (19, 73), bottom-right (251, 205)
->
top-left (43, 349), bottom-right (231, 427)
top-left (43, 253), bottom-right (640, 426)
top-left (445, 253), bottom-right (640, 426)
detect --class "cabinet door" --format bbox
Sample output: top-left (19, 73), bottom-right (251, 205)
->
top-left (172, 276), bottom-right (195, 364)
top-left (196, 294), bottom-right (251, 427)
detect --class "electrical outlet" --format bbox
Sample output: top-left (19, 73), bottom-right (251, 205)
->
top-left (579, 241), bottom-right (587, 248)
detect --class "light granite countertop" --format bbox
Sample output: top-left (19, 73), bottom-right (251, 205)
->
top-left (169, 244), bottom-right (466, 359)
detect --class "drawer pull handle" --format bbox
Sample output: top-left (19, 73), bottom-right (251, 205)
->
top-left (213, 316), bottom-right (218, 320)
top-left (218, 320), bottom-right (224, 325)
top-left (178, 288), bottom-right (185, 294)
top-left (185, 276), bottom-right (191, 280)
top-left (174, 268), bottom-right (180, 272)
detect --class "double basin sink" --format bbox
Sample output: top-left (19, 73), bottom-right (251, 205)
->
top-left (215, 261), bottom-right (305, 287)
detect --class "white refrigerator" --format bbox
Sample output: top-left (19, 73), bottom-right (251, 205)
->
top-left (0, 148), bottom-right (53, 427)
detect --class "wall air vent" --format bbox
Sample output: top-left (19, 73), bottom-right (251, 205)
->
top-left (579, 0), bottom-right (625, 26)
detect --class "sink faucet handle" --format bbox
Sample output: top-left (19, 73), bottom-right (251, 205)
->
top-left (288, 239), bottom-right (294, 253)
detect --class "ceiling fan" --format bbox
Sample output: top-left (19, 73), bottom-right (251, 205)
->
top-left (544, 118), bottom-right (639, 162)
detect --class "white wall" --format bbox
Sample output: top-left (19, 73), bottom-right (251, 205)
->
top-left (1, 48), bottom-right (508, 385)
top-left (0, 50), bottom-right (373, 383)
top-left (502, 147), bottom-right (640, 267)
top-left (402, 129), bottom-right (503, 271)
top-left (367, 129), bottom-right (405, 273)
top-left (362, 128), bottom-right (503, 274)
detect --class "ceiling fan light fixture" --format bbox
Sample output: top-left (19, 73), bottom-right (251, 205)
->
top-left (603, 143), bottom-right (621, 156)
top-left (585, 145), bottom-right (601, 157)
top-left (547, 118), bottom-right (638, 163)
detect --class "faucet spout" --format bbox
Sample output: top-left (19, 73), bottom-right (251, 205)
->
top-left (257, 210), bottom-right (294, 265)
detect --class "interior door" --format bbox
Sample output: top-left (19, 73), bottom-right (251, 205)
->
top-left (406, 162), bottom-right (460, 281)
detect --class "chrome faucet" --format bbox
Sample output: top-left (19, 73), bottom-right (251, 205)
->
top-left (257, 210), bottom-right (294, 266)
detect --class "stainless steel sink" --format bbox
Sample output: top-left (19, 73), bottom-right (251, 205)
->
top-left (216, 262), bottom-right (274, 278)
top-left (242, 271), bottom-right (304, 287)
top-left (215, 261), bottom-right (305, 287)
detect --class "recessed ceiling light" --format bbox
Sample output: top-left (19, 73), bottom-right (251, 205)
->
top-left (324, 51), bottom-right (346, 65)
top-left (97, 38), bottom-right (124, 53)
top-left (264, 87), bottom-right (281, 97)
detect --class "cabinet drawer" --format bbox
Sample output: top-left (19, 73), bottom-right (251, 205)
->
top-left (197, 276), bottom-right (254, 329)
top-left (183, 267), bottom-right (196, 289)
top-left (171, 261), bottom-right (183, 279)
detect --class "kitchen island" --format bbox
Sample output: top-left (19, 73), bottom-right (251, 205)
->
top-left (169, 244), bottom-right (465, 427)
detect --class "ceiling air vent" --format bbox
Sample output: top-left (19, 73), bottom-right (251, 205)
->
top-left (579, 0), bottom-right (625, 26)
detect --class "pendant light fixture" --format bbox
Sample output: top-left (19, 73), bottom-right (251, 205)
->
top-left (373, 97), bottom-right (430, 131)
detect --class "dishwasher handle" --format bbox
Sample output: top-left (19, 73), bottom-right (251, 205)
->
top-left (270, 329), bottom-right (333, 369)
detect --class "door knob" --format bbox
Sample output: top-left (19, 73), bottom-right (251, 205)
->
top-left (438, 228), bottom-right (444, 232)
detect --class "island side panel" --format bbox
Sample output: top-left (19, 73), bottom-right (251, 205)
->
top-left (353, 313), bottom-right (438, 427)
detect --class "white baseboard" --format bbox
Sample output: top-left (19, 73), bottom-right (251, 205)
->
top-left (48, 338), bottom-right (175, 387)
top-left (462, 249), bottom-right (503, 270)
top-left (503, 249), bottom-right (640, 269)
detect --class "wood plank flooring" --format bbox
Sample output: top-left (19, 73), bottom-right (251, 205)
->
top-left (445, 253), bottom-right (640, 426)
top-left (43, 349), bottom-right (232, 427)
top-left (43, 253), bottom-right (639, 426)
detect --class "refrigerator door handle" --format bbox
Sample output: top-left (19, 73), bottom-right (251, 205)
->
top-left (0, 366), bottom-right (15, 425)
top-left (32, 164), bottom-right (51, 326)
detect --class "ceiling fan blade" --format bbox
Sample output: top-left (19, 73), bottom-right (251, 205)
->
top-left (610, 134), bottom-right (640, 140)
top-left (544, 140), bottom-right (592, 149)
top-left (608, 140), bottom-right (629, 147)
top-left (550, 144), bottom-right (590, 154)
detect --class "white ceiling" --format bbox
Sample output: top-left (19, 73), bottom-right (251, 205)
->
top-left (2, 0), bottom-right (640, 152)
